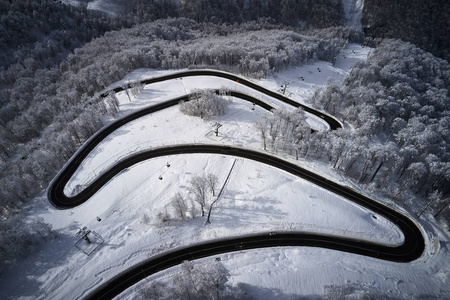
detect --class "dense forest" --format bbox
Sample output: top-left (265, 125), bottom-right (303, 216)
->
top-left (362, 0), bottom-right (450, 62)
top-left (0, 0), bottom-right (448, 270)
top-left (255, 39), bottom-right (450, 222)
top-left (0, 0), bottom-right (344, 73)
top-left (317, 39), bottom-right (450, 212)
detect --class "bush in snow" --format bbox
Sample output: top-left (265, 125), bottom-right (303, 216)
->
top-left (138, 259), bottom-right (230, 300)
top-left (180, 89), bottom-right (229, 120)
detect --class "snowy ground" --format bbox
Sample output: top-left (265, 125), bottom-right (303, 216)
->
top-left (1, 44), bottom-right (449, 300)
top-left (60, 0), bottom-right (123, 15)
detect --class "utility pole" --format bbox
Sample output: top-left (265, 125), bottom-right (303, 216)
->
top-left (213, 122), bottom-right (222, 137)
top-left (206, 159), bottom-right (237, 225)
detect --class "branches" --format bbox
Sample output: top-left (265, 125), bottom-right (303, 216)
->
top-left (206, 173), bottom-right (219, 197)
top-left (170, 172), bottom-right (219, 221)
top-left (255, 108), bottom-right (309, 153)
top-left (188, 176), bottom-right (209, 217)
top-left (171, 192), bottom-right (188, 221)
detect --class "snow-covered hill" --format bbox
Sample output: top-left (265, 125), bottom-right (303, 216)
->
top-left (1, 44), bottom-right (449, 300)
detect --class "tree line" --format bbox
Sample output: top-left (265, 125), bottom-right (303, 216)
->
top-left (127, 0), bottom-right (344, 28)
top-left (0, 0), bottom-right (348, 84)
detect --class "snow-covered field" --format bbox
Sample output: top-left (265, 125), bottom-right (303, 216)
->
top-left (1, 44), bottom-right (449, 300)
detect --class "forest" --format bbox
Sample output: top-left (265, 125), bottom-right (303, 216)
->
top-left (0, 0), bottom-right (448, 273)
top-left (362, 0), bottom-right (450, 62)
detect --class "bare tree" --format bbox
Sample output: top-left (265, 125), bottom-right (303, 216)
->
top-left (189, 199), bottom-right (197, 219)
top-left (188, 176), bottom-right (209, 217)
top-left (156, 210), bottom-right (170, 226)
top-left (255, 115), bottom-right (270, 150)
top-left (206, 173), bottom-right (219, 196)
top-left (141, 213), bottom-right (150, 225)
top-left (171, 192), bottom-right (188, 220)
top-left (268, 112), bottom-right (281, 152)
top-left (122, 82), bottom-right (132, 102)
top-left (130, 82), bottom-right (144, 97)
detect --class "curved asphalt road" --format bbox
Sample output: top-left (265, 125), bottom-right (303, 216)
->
top-left (81, 144), bottom-right (424, 300)
top-left (45, 70), bottom-right (424, 299)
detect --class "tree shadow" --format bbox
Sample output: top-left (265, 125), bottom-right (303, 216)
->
top-left (210, 193), bottom-right (287, 229)
top-left (0, 229), bottom-right (78, 299)
top-left (215, 102), bottom-right (261, 125)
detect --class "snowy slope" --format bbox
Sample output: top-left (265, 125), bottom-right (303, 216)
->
top-left (1, 44), bottom-right (449, 300)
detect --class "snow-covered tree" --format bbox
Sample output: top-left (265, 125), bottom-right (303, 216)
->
top-left (254, 115), bottom-right (270, 151)
top-left (206, 173), bottom-right (219, 197)
top-left (171, 192), bottom-right (188, 220)
top-left (180, 89), bottom-right (229, 120)
top-left (188, 176), bottom-right (209, 217)
top-left (172, 260), bottom-right (230, 300)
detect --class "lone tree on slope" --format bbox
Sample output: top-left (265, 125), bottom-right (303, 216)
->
top-left (171, 192), bottom-right (188, 220)
top-left (206, 173), bottom-right (219, 196)
top-left (188, 176), bottom-right (209, 217)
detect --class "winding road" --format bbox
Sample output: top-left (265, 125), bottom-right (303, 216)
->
top-left (46, 70), bottom-right (425, 299)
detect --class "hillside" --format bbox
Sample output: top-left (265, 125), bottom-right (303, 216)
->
top-left (2, 53), bottom-right (448, 299)
top-left (0, 0), bottom-right (449, 298)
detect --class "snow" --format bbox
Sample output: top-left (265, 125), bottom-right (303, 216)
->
top-left (342, 0), bottom-right (365, 29)
top-left (60, 0), bottom-right (121, 16)
top-left (1, 44), bottom-right (449, 300)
